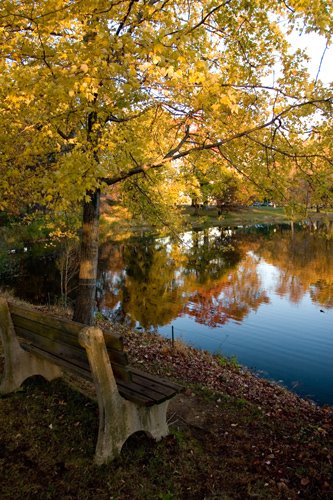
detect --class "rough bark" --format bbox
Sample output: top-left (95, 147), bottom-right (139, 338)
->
top-left (73, 189), bottom-right (101, 325)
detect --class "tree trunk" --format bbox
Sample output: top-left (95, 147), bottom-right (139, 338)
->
top-left (73, 189), bottom-right (101, 325)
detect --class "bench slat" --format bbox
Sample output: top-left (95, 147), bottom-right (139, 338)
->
top-left (130, 372), bottom-right (180, 400)
top-left (117, 384), bottom-right (157, 406)
top-left (20, 343), bottom-right (159, 406)
top-left (11, 309), bottom-right (131, 381)
top-left (130, 367), bottom-right (183, 393)
top-left (117, 370), bottom-right (182, 406)
top-left (9, 302), bottom-right (124, 351)
top-left (19, 332), bottom-right (131, 382)
top-left (14, 320), bottom-right (130, 376)
top-left (21, 343), bottom-right (93, 381)
top-left (117, 379), bottom-right (170, 405)
top-left (12, 313), bottom-right (84, 348)
top-left (118, 382), bottom-right (156, 405)
top-left (11, 312), bottom-right (127, 359)
top-left (18, 328), bottom-right (90, 369)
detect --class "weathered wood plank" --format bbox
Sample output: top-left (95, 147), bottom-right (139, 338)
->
top-left (14, 320), bottom-right (129, 368)
top-left (20, 343), bottom-right (93, 381)
top-left (9, 302), bottom-right (124, 350)
top-left (103, 331), bottom-right (125, 352)
top-left (116, 383), bottom-right (156, 406)
top-left (20, 344), bottom-right (152, 404)
top-left (12, 313), bottom-right (82, 346)
top-left (130, 367), bottom-right (183, 393)
top-left (130, 373), bottom-right (180, 400)
top-left (21, 342), bottom-right (154, 406)
top-left (20, 335), bottom-right (131, 382)
top-left (18, 329), bottom-right (90, 368)
top-left (117, 379), bottom-right (169, 404)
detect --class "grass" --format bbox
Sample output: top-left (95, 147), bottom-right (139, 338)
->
top-left (181, 205), bottom-right (333, 230)
top-left (99, 201), bottom-right (333, 239)
top-left (216, 354), bottom-right (240, 369)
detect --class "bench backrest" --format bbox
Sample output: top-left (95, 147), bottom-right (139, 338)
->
top-left (8, 301), bottom-right (131, 382)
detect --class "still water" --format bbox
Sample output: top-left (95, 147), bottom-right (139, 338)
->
top-left (97, 222), bottom-right (333, 406)
top-left (1, 222), bottom-right (332, 406)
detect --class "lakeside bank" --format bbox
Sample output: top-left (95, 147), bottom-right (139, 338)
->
top-left (101, 204), bottom-right (333, 237)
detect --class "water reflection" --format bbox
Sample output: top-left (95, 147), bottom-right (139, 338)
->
top-left (183, 251), bottom-right (269, 327)
top-left (98, 222), bottom-right (333, 329)
top-left (98, 222), bottom-right (333, 405)
top-left (0, 245), bottom-right (60, 304)
top-left (255, 223), bottom-right (333, 308)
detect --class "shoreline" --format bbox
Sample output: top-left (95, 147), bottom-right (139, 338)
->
top-left (107, 206), bottom-right (333, 236)
top-left (116, 322), bottom-right (332, 414)
top-left (2, 297), bottom-right (332, 413)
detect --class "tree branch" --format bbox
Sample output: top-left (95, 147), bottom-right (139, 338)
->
top-left (246, 134), bottom-right (333, 166)
top-left (104, 108), bottom-right (150, 124)
top-left (164, 125), bottom-right (190, 158)
top-left (101, 97), bottom-right (332, 186)
top-left (116, 0), bottom-right (137, 36)
top-left (165, 1), bottom-right (231, 37)
top-left (186, 1), bottom-right (231, 35)
top-left (217, 147), bottom-right (286, 201)
top-left (315, 41), bottom-right (329, 85)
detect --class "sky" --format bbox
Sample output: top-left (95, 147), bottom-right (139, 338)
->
top-left (288, 31), bottom-right (333, 85)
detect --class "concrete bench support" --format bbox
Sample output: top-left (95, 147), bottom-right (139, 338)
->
top-left (79, 327), bottom-right (169, 464)
top-left (0, 299), bottom-right (62, 394)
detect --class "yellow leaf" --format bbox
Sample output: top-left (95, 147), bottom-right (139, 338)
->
top-left (80, 63), bottom-right (89, 73)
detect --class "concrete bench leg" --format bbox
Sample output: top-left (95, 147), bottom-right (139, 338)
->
top-left (137, 400), bottom-right (170, 441)
top-left (0, 299), bottom-right (62, 394)
top-left (79, 327), bottom-right (171, 465)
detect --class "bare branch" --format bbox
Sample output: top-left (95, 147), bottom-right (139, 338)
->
top-left (104, 108), bottom-right (150, 124)
top-left (116, 0), bottom-right (137, 36)
top-left (315, 41), bottom-right (329, 85)
top-left (246, 135), bottom-right (333, 166)
top-left (282, 1), bottom-right (295, 13)
top-left (165, 1), bottom-right (231, 37)
top-left (217, 147), bottom-right (286, 201)
top-left (186, 1), bottom-right (231, 35)
top-left (56, 127), bottom-right (73, 140)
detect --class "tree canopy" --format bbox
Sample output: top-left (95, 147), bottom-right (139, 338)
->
top-left (1, 0), bottom-right (332, 206)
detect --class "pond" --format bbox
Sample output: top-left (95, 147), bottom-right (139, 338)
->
top-left (1, 221), bottom-right (333, 406)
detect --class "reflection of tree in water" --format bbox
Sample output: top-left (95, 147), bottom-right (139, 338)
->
top-left (257, 222), bottom-right (333, 308)
top-left (98, 229), bottom-right (247, 330)
top-left (184, 228), bottom-right (240, 283)
top-left (97, 222), bottom-right (333, 330)
top-left (0, 243), bottom-right (60, 304)
top-left (183, 252), bottom-right (269, 327)
top-left (121, 229), bottom-right (248, 329)
top-left (97, 243), bottom-right (127, 319)
top-left (121, 236), bottom-right (185, 330)
top-left (310, 280), bottom-right (333, 309)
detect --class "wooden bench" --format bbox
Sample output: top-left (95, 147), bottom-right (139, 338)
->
top-left (0, 299), bottom-right (182, 464)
